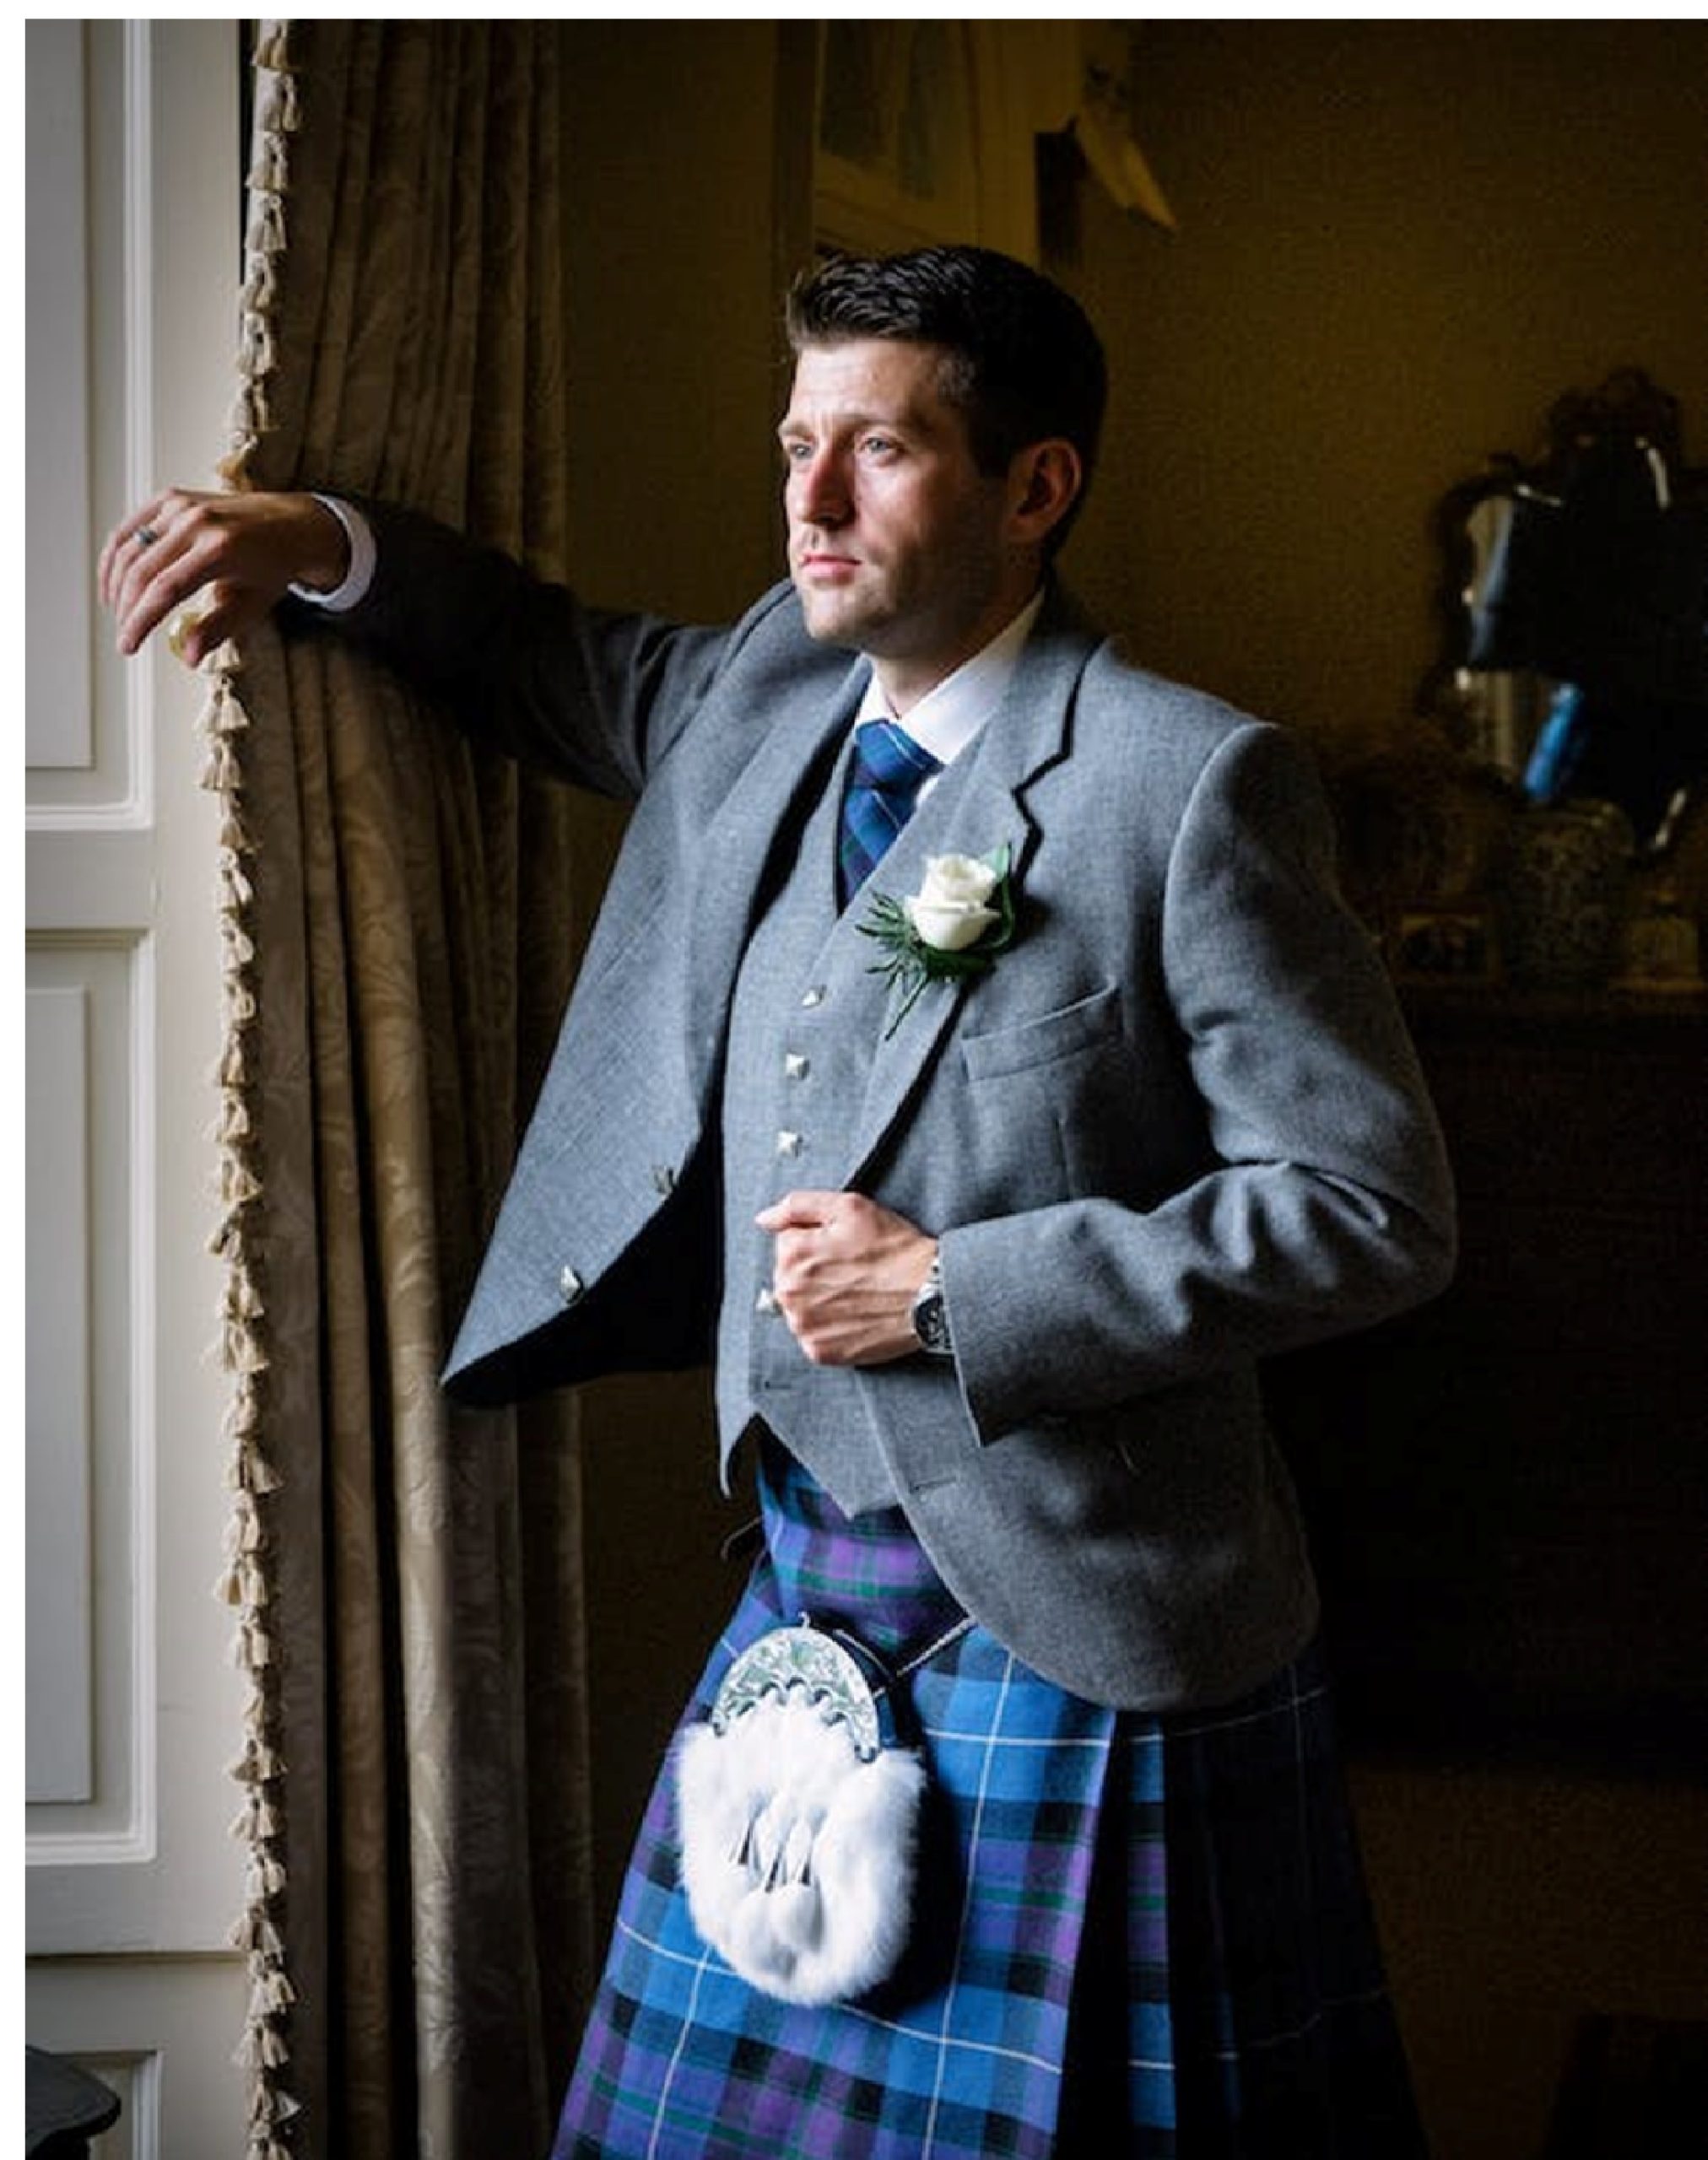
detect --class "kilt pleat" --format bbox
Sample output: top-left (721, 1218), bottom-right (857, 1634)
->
top-left (552, 1446), bottom-right (1425, 2157)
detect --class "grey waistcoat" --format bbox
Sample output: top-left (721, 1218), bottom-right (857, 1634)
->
top-left (716, 737), bottom-right (904, 1513)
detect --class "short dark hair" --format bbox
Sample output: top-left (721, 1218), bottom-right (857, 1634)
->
top-left (785, 245), bottom-right (1107, 554)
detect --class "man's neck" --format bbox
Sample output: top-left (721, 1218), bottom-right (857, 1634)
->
top-left (860, 590), bottom-right (1046, 772)
top-left (872, 584), bottom-right (1045, 719)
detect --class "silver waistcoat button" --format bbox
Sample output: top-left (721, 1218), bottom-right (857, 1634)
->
top-left (776, 1130), bottom-right (803, 1158)
top-left (755, 1285), bottom-right (779, 1315)
top-left (783, 1051), bottom-right (809, 1080)
top-left (559, 1266), bottom-right (585, 1306)
top-left (800, 985), bottom-right (827, 1008)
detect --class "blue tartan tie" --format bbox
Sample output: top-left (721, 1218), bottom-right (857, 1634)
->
top-left (838, 718), bottom-right (943, 905)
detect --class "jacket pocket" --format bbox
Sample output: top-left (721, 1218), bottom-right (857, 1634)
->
top-left (959, 981), bottom-right (1122, 1081)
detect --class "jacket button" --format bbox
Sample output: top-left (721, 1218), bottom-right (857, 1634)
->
top-left (775, 1130), bottom-right (803, 1158)
top-left (559, 1266), bottom-right (585, 1307)
top-left (783, 1051), bottom-right (809, 1080)
top-left (651, 1164), bottom-right (677, 1196)
top-left (755, 1285), bottom-right (779, 1315)
top-left (800, 985), bottom-right (826, 1008)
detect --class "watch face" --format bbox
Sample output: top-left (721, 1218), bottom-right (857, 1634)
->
top-left (912, 1291), bottom-right (950, 1354)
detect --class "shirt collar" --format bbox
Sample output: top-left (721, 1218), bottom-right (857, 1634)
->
top-left (853, 591), bottom-right (1045, 768)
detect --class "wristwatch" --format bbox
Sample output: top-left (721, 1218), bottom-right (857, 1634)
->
top-left (909, 1253), bottom-right (954, 1357)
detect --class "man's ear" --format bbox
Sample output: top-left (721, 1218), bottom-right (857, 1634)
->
top-left (1007, 440), bottom-right (1084, 553)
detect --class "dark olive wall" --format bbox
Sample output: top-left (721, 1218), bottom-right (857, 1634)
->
top-left (1065, 20), bottom-right (1708, 757)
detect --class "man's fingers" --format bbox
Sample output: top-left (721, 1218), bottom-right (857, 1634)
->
top-left (115, 530), bottom-right (205, 654)
top-left (99, 496), bottom-right (168, 608)
top-left (755, 1190), bottom-right (840, 1233)
top-left (105, 490), bottom-right (200, 644)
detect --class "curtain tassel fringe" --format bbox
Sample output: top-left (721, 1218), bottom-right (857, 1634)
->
top-left (235, 2021), bottom-right (290, 2072)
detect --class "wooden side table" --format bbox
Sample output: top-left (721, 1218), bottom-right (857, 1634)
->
top-left (1268, 986), bottom-right (1708, 1767)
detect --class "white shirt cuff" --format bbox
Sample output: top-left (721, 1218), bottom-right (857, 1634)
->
top-left (289, 494), bottom-right (376, 613)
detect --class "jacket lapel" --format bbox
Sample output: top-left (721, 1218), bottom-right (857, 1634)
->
top-left (681, 658), bottom-right (864, 1107)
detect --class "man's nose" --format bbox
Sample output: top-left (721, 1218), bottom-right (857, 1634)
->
top-left (792, 450), bottom-right (851, 527)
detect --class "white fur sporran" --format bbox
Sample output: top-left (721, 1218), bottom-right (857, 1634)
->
top-left (676, 1623), bottom-right (930, 2006)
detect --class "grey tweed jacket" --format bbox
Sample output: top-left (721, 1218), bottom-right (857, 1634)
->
top-left (335, 504), bottom-right (1456, 1711)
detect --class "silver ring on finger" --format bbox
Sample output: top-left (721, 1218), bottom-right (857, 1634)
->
top-left (132, 524), bottom-right (160, 549)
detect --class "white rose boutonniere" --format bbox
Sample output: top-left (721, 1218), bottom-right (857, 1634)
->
top-left (859, 847), bottom-right (1017, 1035)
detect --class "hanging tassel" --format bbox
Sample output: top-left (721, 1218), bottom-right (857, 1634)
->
top-left (201, 736), bottom-right (241, 792)
top-left (221, 1158), bottom-right (262, 1208)
top-left (214, 1095), bottom-right (253, 1147)
top-left (218, 1559), bottom-right (270, 1612)
top-left (247, 134), bottom-right (289, 197)
top-left (207, 675), bottom-right (252, 737)
top-left (217, 441), bottom-right (259, 489)
top-left (230, 1453), bottom-right (283, 1498)
top-left (235, 2021), bottom-right (290, 2071)
top-left (219, 1261), bottom-right (264, 1317)
top-left (250, 2088), bottom-right (302, 2130)
top-left (247, 1966), bottom-right (297, 2016)
top-left (245, 192), bottom-right (287, 259)
top-left (239, 314), bottom-right (278, 379)
top-left (224, 1490), bottom-right (262, 1553)
top-left (241, 254), bottom-right (279, 315)
top-left (244, 1852), bottom-right (287, 1902)
top-left (230, 1909), bottom-right (285, 1960)
top-left (217, 1037), bottom-right (251, 1093)
top-left (231, 1792), bottom-right (282, 1843)
top-left (221, 1384), bottom-right (261, 1445)
top-left (215, 1553), bottom-right (270, 1611)
top-left (228, 380), bottom-right (273, 443)
top-left (223, 1319), bottom-right (268, 1377)
top-left (251, 24), bottom-right (289, 72)
top-left (229, 1734), bottom-right (284, 1787)
top-left (219, 853), bottom-right (256, 909)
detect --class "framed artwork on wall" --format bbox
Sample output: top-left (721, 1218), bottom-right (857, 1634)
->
top-left (785, 24), bottom-right (1174, 273)
top-left (810, 24), bottom-right (1074, 266)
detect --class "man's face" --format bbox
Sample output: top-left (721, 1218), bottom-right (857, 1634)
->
top-left (780, 338), bottom-right (1032, 709)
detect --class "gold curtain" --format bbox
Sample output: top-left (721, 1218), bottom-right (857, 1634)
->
top-left (209, 24), bottom-right (593, 2157)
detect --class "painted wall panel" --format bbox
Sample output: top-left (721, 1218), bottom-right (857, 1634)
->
top-left (26, 984), bottom-right (96, 1804)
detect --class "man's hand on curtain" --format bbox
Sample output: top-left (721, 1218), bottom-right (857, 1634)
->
top-left (100, 488), bottom-right (349, 667)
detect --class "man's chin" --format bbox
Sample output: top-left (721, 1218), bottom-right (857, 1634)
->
top-left (796, 590), bottom-right (876, 651)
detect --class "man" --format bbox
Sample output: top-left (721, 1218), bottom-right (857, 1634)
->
top-left (107, 246), bottom-right (1453, 2155)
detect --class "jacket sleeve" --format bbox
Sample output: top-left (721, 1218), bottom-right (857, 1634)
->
top-left (298, 500), bottom-right (736, 802)
top-left (939, 721), bottom-right (1458, 1442)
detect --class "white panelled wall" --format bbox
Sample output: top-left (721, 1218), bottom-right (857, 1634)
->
top-left (26, 20), bottom-right (248, 2156)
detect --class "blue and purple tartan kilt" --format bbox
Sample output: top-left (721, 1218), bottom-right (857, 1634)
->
top-left (553, 1447), bottom-right (1427, 2157)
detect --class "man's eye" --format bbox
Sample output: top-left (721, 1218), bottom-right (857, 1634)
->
top-left (861, 435), bottom-right (900, 459)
